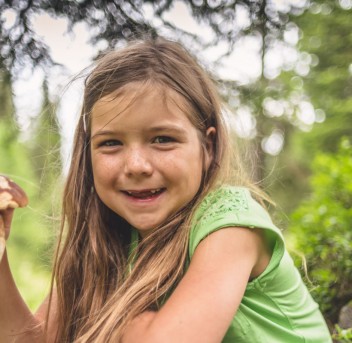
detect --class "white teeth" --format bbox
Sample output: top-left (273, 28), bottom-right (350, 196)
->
top-left (125, 188), bottom-right (161, 195)
top-left (150, 188), bottom-right (161, 194)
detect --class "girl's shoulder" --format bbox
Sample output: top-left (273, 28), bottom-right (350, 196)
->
top-left (193, 186), bottom-right (258, 224)
top-left (189, 185), bottom-right (285, 268)
top-left (192, 185), bottom-right (280, 232)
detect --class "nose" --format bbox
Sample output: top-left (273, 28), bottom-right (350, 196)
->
top-left (124, 146), bottom-right (153, 177)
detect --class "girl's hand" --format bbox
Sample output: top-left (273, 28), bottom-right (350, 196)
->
top-left (0, 175), bottom-right (28, 261)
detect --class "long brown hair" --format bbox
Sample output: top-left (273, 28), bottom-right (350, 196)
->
top-left (51, 37), bottom-right (253, 342)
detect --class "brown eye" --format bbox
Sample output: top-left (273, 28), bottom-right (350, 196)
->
top-left (101, 140), bottom-right (122, 147)
top-left (153, 136), bottom-right (174, 144)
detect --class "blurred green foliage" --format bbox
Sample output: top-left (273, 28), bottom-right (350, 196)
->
top-left (289, 138), bottom-right (352, 325)
top-left (333, 325), bottom-right (352, 343)
top-left (265, 1), bottom-right (352, 219)
top-left (292, 1), bottom-right (352, 155)
top-left (0, 72), bottom-right (57, 310)
top-left (0, 118), bottom-right (53, 310)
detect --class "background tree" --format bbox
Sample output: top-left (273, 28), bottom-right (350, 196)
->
top-left (0, 0), bottom-right (301, 71)
top-left (290, 0), bottom-right (352, 156)
top-left (29, 79), bottom-right (62, 197)
top-left (255, 0), bottom-right (352, 216)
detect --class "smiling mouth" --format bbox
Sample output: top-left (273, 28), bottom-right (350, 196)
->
top-left (122, 188), bottom-right (166, 199)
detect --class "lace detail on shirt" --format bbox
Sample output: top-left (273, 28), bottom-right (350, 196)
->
top-left (194, 187), bottom-right (249, 226)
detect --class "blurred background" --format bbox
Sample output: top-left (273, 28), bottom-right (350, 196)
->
top-left (0, 0), bottom-right (351, 340)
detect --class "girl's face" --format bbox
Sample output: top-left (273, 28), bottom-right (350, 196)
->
top-left (90, 84), bottom-right (214, 237)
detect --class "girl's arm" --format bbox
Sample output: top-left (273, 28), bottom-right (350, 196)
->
top-left (0, 202), bottom-right (47, 342)
top-left (0, 249), bottom-right (45, 342)
top-left (122, 226), bottom-right (270, 343)
top-left (35, 288), bottom-right (59, 342)
top-left (0, 177), bottom-right (56, 342)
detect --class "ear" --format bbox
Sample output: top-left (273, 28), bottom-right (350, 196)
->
top-left (204, 127), bottom-right (216, 170)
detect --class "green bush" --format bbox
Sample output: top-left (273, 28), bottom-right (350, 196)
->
top-left (289, 138), bottom-right (352, 325)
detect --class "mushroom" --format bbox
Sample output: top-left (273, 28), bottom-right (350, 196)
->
top-left (0, 175), bottom-right (28, 262)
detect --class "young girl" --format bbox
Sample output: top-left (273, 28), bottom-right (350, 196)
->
top-left (0, 37), bottom-right (331, 343)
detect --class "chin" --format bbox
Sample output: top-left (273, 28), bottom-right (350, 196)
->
top-left (132, 221), bottom-right (152, 230)
top-left (133, 221), bottom-right (162, 236)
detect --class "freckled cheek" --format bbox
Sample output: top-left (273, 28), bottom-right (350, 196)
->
top-left (155, 154), bottom-right (176, 170)
top-left (158, 151), bottom-right (203, 186)
top-left (157, 151), bottom-right (184, 167)
top-left (91, 154), bottom-right (123, 186)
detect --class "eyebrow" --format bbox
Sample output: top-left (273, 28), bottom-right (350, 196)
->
top-left (148, 125), bottom-right (186, 135)
top-left (91, 125), bottom-right (187, 140)
top-left (91, 130), bottom-right (115, 138)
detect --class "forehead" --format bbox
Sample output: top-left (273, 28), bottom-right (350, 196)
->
top-left (91, 82), bottom-right (194, 123)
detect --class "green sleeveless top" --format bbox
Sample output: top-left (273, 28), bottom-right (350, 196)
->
top-left (130, 186), bottom-right (332, 342)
